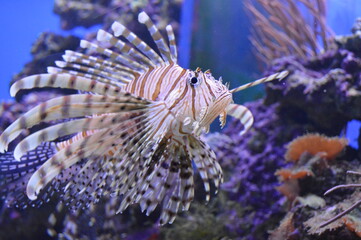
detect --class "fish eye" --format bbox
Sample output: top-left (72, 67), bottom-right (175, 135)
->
top-left (187, 71), bottom-right (201, 87)
top-left (189, 77), bottom-right (200, 86)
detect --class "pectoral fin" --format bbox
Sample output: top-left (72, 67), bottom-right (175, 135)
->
top-left (226, 104), bottom-right (254, 135)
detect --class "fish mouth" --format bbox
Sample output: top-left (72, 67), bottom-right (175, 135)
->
top-left (196, 92), bottom-right (232, 132)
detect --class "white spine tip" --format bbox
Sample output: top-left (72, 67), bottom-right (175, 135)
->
top-left (14, 151), bottom-right (22, 162)
top-left (62, 55), bottom-right (72, 62)
top-left (55, 61), bottom-right (66, 68)
top-left (96, 29), bottom-right (109, 42)
top-left (166, 25), bottom-right (172, 31)
top-left (9, 84), bottom-right (17, 97)
top-left (80, 40), bottom-right (90, 48)
top-left (279, 70), bottom-right (289, 79)
top-left (26, 189), bottom-right (37, 201)
top-left (111, 22), bottom-right (125, 37)
top-left (138, 11), bottom-right (149, 24)
top-left (27, 174), bottom-right (42, 200)
top-left (0, 142), bottom-right (6, 153)
top-left (47, 66), bottom-right (59, 74)
top-left (64, 50), bottom-right (74, 56)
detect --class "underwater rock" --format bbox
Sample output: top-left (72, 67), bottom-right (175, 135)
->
top-left (261, 24), bottom-right (361, 238)
top-left (10, 32), bottom-right (80, 102)
top-left (265, 53), bottom-right (361, 135)
top-left (264, 20), bottom-right (361, 136)
top-left (335, 19), bottom-right (361, 54)
top-left (54, 0), bottom-right (182, 33)
top-left (12, 32), bottom-right (80, 85)
top-left (54, 0), bottom-right (112, 30)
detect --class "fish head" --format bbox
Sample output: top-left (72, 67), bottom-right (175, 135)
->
top-left (165, 67), bottom-right (232, 135)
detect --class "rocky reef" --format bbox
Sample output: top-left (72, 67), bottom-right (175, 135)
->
top-left (54, 0), bottom-right (182, 37)
top-left (201, 16), bottom-right (361, 240)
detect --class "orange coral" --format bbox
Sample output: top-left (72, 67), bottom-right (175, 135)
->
top-left (342, 216), bottom-right (361, 237)
top-left (275, 169), bottom-right (314, 181)
top-left (285, 133), bottom-right (348, 162)
top-left (276, 179), bottom-right (300, 202)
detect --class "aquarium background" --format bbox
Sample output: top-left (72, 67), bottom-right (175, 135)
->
top-left (1, 0), bottom-right (361, 239)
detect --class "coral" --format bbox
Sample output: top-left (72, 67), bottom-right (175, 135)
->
top-left (285, 134), bottom-right (348, 162)
top-left (296, 194), bottom-right (326, 209)
top-left (272, 146), bottom-right (360, 239)
top-left (245, 0), bottom-right (334, 67)
top-left (262, 29), bottom-right (361, 237)
top-left (343, 215), bottom-right (361, 238)
top-left (276, 168), bottom-right (314, 181)
top-left (276, 179), bottom-right (300, 203)
top-left (275, 134), bottom-right (348, 204)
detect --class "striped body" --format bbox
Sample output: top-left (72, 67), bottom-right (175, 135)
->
top-left (0, 11), bottom-right (288, 226)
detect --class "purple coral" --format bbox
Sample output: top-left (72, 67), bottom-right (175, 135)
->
top-left (204, 31), bottom-right (361, 237)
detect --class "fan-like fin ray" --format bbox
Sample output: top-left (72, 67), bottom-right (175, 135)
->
top-left (53, 60), bottom-right (129, 86)
top-left (80, 40), bottom-right (147, 71)
top-left (10, 73), bottom-right (122, 97)
top-left (47, 66), bottom-right (128, 87)
top-left (97, 29), bottom-right (155, 67)
top-left (63, 50), bottom-right (140, 77)
top-left (13, 112), bottom-right (144, 160)
top-left (138, 12), bottom-right (172, 63)
top-left (189, 136), bottom-right (223, 194)
top-left (111, 21), bottom-right (164, 65)
top-left (166, 25), bottom-right (178, 63)
top-left (0, 94), bottom-right (149, 152)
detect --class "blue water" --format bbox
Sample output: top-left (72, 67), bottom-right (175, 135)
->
top-left (0, 0), bottom-right (98, 101)
top-left (0, 1), bottom-right (58, 101)
top-left (178, 0), bottom-right (194, 68)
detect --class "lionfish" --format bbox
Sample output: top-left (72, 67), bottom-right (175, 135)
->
top-left (0, 12), bottom-right (287, 225)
